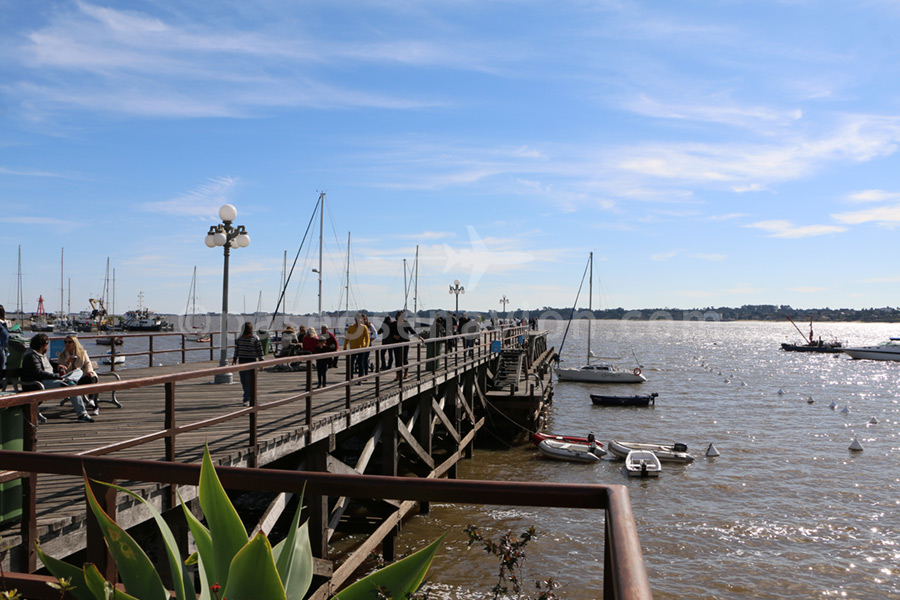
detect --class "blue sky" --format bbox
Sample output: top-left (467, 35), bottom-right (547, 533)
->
top-left (3, 0), bottom-right (900, 317)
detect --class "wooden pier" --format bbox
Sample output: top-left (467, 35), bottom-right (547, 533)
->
top-left (0, 327), bottom-right (570, 598)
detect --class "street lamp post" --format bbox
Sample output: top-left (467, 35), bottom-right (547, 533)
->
top-left (499, 294), bottom-right (509, 315)
top-left (204, 204), bottom-right (251, 384)
top-left (449, 279), bottom-right (465, 313)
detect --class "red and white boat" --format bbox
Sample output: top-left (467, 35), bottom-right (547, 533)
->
top-left (531, 432), bottom-right (605, 455)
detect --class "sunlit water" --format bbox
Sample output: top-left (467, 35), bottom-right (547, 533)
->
top-left (389, 320), bottom-right (900, 599)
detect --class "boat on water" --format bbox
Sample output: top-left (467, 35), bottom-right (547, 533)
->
top-left (624, 450), bottom-right (661, 477)
top-left (537, 439), bottom-right (605, 463)
top-left (842, 341), bottom-right (900, 362)
top-left (781, 316), bottom-right (843, 353)
top-left (608, 439), bottom-right (694, 463)
top-left (95, 336), bottom-right (123, 346)
top-left (556, 252), bottom-right (645, 384)
top-left (100, 351), bottom-right (125, 365)
top-left (590, 392), bottom-right (658, 407)
top-left (124, 308), bottom-right (163, 331)
top-left (531, 431), bottom-right (605, 453)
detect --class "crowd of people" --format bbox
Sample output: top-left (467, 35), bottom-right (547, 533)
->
top-left (1, 307), bottom-right (531, 424)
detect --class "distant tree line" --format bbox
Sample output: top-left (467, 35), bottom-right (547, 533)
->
top-left (281, 305), bottom-right (900, 323)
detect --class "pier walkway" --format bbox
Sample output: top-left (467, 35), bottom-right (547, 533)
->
top-left (0, 326), bottom-right (653, 599)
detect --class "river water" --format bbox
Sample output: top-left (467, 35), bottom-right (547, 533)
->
top-left (389, 319), bottom-right (900, 600)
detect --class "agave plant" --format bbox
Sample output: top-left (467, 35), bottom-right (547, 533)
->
top-left (36, 446), bottom-right (443, 600)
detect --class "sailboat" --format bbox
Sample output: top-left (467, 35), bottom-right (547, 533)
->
top-left (555, 252), bottom-right (646, 384)
top-left (184, 267), bottom-right (210, 342)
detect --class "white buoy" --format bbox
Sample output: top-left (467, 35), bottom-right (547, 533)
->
top-left (706, 442), bottom-right (720, 457)
top-left (849, 437), bottom-right (863, 452)
top-left (777, 388), bottom-right (785, 395)
top-left (841, 405), bottom-right (850, 414)
top-left (740, 381), bottom-right (747, 387)
top-left (829, 401), bottom-right (837, 409)
top-left (869, 416), bottom-right (879, 425)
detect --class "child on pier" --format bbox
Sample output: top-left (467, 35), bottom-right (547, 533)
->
top-left (313, 337), bottom-right (331, 388)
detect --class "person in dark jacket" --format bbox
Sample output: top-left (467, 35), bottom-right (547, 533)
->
top-left (232, 322), bottom-right (264, 405)
top-left (379, 316), bottom-right (394, 371)
top-left (22, 333), bottom-right (93, 423)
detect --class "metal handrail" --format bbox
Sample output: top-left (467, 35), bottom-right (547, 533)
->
top-left (0, 450), bottom-right (653, 600)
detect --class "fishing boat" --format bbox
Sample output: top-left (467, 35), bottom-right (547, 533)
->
top-left (123, 308), bottom-right (163, 331)
top-left (624, 450), bottom-right (661, 477)
top-left (781, 317), bottom-right (843, 353)
top-left (95, 336), bottom-right (123, 346)
top-left (556, 252), bottom-right (645, 384)
top-left (842, 341), bottom-right (900, 362)
top-left (537, 439), bottom-right (604, 463)
top-left (590, 392), bottom-right (658, 407)
top-left (608, 439), bottom-right (694, 463)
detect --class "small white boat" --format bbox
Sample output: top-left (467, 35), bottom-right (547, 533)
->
top-left (537, 439), bottom-right (605, 463)
top-left (557, 363), bottom-right (646, 383)
top-left (608, 439), bottom-right (694, 463)
top-left (624, 450), bottom-right (661, 477)
top-left (842, 341), bottom-right (900, 361)
top-left (101, 351), bottom-right (125, 365)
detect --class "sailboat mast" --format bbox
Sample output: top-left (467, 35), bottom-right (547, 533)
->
top-left (16, 245), bottom-right (23, 321)
top-left (317, 192), bottom-right (325, 325)
top-left (413, 245), bottom-right (419, 314)
top-left (587, 251), bottom-right (592, 364)
top-left (403, 258), bottom-right (408, 311)
top-left (345, 232), bottom-right (351, 316)
top-left (59, 247), bottom-right (64, 317)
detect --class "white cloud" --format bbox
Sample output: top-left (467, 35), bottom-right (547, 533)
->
top-left (650, 249), bottom-right (684, 261)
top-left (746, 220), bottom-right (846, 238)
top-left (832, 203), bottom-right (900, 227)
top-left (142, 177), bottom-right (238, 218)
top-left (844, 189), bottom-right (900, 204)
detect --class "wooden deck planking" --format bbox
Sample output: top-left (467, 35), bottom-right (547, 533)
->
top-left (11, 355), bottom-right (457, 542)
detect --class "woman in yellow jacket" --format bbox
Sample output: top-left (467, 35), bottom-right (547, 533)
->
top-left (343, 313), bottom-right (370, 377)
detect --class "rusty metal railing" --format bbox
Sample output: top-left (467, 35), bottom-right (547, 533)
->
top-left (0, 450), bottom-right (652, 600)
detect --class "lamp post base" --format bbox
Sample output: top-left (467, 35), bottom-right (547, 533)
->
top-left (214, 373), bottom-right (233, 385)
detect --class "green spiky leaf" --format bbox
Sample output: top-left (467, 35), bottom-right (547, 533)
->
top-left (83, 563), bottom-right (141, 599)
top-left (223, 532), bottom-right (286, 600)
top-left (271, 488), bottom-right (314, 600)
top-left (333, 533), bottom-right (445, 600)
top-left (83, 477), bottom-right (168, 600)
top-left (199, 446), bottom-right (250, 591)
top-left (35, 543), bottom-right (93, 600)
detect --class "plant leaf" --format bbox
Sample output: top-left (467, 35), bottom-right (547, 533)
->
top-left (83, 477), bottom-right (168, 600)
top-left (332, 533), bottom-right (446, 600)
top-left (34, 543), bottom-right (94, 600)
top-left (223, 532), bottom-right (286, 600)
top-left (199, 445), bottom-right (249, 591)
top-left (271, 487), bottom-right (313, 600)
top-left (98, 481), bottom-right (192, 600)
top-left (178, 492), bottom-right (214, 600)
top-left (83, 563), bottom-right (141, 599)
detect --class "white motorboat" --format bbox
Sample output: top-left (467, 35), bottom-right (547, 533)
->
top-left (843, 341), bottom-right (900, 362)
top-left (556, 252), bottom-right (645, 384)
top-left (608, 439), bottom-right (694, 463)
top-left (537, 439), bottom-right (605, 463)
top-left (100, 351), bottom-right (125, 365)
top-left (624, 450), bottom-right (661, 477)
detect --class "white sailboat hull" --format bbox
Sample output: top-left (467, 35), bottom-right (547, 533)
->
top-left (557, 364), bottom-right (646, 383)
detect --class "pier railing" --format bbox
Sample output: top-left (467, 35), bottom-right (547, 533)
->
top-left (0, 451), bottom-right (652, 600)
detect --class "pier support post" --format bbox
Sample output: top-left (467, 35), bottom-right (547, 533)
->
top-left (307, 441), bottom-right (331, 559)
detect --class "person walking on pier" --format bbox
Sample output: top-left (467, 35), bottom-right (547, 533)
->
top-left (319, 325), bottom-right (339, 367)
top-left (232, 321), bottom-right (264, 405)
top-left (22, 333), bottom-right (93, 422)
top-left (313, 337), bottom-right (331, 387)
top-left (390, 311), bottom-right (420, 380)
top-left (344, 313), bottom-right (370, 378)
top-left (379, 315), bottom-right (394, 371)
